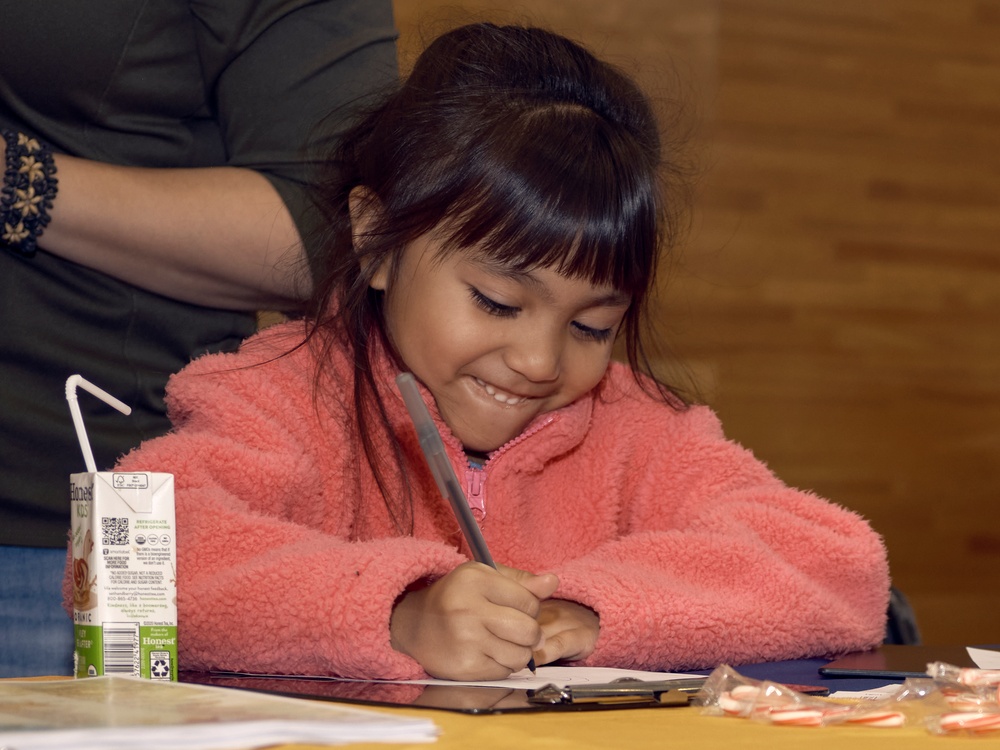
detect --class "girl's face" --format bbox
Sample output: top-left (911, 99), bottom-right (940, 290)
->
top-left (372, 232), bottom-right (630, 453)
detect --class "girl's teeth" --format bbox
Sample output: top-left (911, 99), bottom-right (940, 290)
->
top-left (476, 378), bottom-right (523, 405)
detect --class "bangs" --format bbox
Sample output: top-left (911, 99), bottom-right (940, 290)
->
top-left (434, 104), bottom-right (661, 296)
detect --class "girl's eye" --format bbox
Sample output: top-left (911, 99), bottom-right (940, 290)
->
top-left (572, 321), bottom-right (615, 343)
top-left (469, 287), bottom-right (519, 318)
top-left (469, 285), bottom-right (616, 342)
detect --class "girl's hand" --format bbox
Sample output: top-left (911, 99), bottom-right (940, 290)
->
top-left (389, 562), bottom-right (559, 680)
top-left (532, 599), bottom-right (600, 666)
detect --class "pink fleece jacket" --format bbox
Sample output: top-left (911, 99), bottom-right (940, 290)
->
top-left (95, 321), bottom-right (888, 678)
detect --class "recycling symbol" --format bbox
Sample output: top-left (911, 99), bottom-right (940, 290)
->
top-left (150, 657), bottom-right (170, 679)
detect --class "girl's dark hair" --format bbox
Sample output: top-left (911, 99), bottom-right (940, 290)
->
top-left (306, 23), bottom-right (690, 533)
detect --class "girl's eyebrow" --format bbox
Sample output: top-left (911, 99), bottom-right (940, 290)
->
top-left (471, 256), bottom-right (631, 308)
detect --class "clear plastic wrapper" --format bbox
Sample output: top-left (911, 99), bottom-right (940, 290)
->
top-left (927, 708), bottom-right (1000, 737)
top-left (927, 661), bottom-right (1000, 705)
top-left (926, 661), bottom-right (1000, 688)
top-left (921, 662), bottom-right (1000, 736)
top-left (936, 681), bottom-right (1000, 712)
top-left (696, 665), bottom-right (909, 728)
top-left (698, 662), bottom-right (1000, 734)
top-left (696, 666), bottom-right (958, 730)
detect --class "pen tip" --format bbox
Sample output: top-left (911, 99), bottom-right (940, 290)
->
top-left (527, 657), bottom-right (537, 674)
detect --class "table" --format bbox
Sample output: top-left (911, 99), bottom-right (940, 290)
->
top-left (12, 652), bottom-right (992, 749)
top-left (228, 654), bottom-right (981, 749)
top-left (270, 698), bottom-right (978, 749)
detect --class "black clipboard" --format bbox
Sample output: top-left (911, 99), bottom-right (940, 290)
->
top-left (180, 671), bottom-right (705, 714)
top-left (818, 645), bottom-right (980, 679)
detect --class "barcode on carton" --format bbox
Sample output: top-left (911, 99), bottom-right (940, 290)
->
top-left (103, 621), bottom-right (139, 675)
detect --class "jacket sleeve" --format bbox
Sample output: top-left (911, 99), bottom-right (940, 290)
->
top-left (107, 353), bottom-right (464, 679)
top-left (192, 0), bottom-right (398, 267)
top-left (550, 400), bottom-right (890, 672)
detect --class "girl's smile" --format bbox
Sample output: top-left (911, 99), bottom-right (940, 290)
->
top-left (473, 376), bottom-right (531, 406)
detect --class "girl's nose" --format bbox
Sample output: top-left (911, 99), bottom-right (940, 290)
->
top-left (504, 328), bottom-right (561, 383)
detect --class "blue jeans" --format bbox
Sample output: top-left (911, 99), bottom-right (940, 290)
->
top-left (0, 545), bottom-right (75, 676)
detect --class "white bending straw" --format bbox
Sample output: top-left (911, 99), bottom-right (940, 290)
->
top-left (65, 374), bottom-right (132, 473)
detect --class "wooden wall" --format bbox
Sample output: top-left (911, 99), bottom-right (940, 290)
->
top-left (392, 0), bottom-right (1000, 645)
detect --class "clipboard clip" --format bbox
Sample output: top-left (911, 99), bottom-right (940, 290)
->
top-left (526, 677), bottom-right (706, 706)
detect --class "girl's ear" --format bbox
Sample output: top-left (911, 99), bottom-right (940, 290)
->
top-left (349, 186), bottom-right (390, 290)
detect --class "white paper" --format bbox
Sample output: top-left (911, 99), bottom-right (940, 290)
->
top-left (967, 646), bottom-right (1000, 670)
top-left (401, 664), bottom-right (705, 690)
top-left (0, 721), bottom-right (436, 750)
top-left (218, 664), bottom-right (705, 692)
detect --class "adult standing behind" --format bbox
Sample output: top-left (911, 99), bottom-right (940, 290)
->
top-left (0, 0), bottom-right (398, 676)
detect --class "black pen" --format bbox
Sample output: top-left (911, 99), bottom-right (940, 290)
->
top-left (396, 372), bottom-right (538, 674)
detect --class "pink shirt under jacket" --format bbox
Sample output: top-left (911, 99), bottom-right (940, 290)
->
top-left (99, 321), bottom-right (889, 678)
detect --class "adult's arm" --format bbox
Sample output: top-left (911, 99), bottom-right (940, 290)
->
top-left (41, 158), bottom-right (304, 311)
top-left (6, 1), bottom-right (397, 311)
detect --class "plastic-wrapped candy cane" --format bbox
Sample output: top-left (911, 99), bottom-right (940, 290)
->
top-left (697, 665), bottom-right (921, 729)
top-left (927, 661), bottom-right (1000, 689)
top-left (696, 665), bottom-right (894, 728)
top-left (929, 709), bottom-right (1000, 736)
top-left (841, 710), bottom-right (907, 728)
top-left (697, 666), bottom-right (803, 719)
top-left (760, 704), bottom-right (837, 727)
top-left (927, 662), bottom-right (1000, 707)
top-left (714, 683), bottom-right (764, 717)
top-left (699, 667), bottom-right (791, 717)
top-left (939, 684), bottom-right (1000, 711)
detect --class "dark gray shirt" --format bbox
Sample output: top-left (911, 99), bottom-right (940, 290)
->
top-left (0, 0), bottom-right (398, 546)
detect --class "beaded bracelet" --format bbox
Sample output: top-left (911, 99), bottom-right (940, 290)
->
top-left (1, 128), bottom-right (59, 257)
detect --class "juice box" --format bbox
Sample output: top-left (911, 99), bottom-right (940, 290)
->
top-left (70, 470), bottom-right (177, 680)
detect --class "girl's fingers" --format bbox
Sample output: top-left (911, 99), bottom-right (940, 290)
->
top-left (483, 603), bottom-right (544, 651)
top-left (496, 563), bottom-right (560, 604)
top-left (427, 618), bottom-right (534, 680)
top-left (455, 562), bottom-right (551, 618)
top-left (482, 638), bottom-right (537, 674)
top-left (532, 599), bottom-right (600, 665)
top-left (391, 561), bottom-right (557, 679)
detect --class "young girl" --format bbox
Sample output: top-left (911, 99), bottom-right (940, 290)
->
top-left (96, 23), bottom-right (889, 680)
